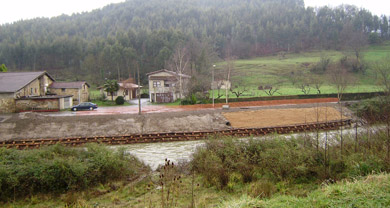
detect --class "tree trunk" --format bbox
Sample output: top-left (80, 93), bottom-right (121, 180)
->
top-left (179, 75), bottom-right (182, 100)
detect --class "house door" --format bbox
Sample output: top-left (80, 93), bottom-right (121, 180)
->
top-left (64, 97), bottom-right (71, 108)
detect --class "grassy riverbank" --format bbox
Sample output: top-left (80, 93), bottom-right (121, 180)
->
top-left (2, 125), bottom-right (390, 207)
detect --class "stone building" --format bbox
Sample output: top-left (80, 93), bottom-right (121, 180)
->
top-left (49, 81), bottom-right (90, 105)
top-left (147, 69), bottom-right (191, 103)
top-left (0, 71), bottom-right (73, 113)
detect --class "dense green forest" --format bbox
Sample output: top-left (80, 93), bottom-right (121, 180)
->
top-left (0, 0), bottom-right (389, 85)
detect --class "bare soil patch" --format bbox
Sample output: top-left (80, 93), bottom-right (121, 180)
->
top-left (222, 107), bottom-right (346, 128)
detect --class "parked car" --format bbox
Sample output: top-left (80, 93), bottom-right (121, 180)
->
top-left (71, 102), bottom-right (98, 111)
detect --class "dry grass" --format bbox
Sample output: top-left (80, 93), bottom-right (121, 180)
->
top-left (222, 107), bottom-right (345, 128)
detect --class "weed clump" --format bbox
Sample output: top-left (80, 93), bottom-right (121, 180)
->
top-left (0, 144), bottom-right (148, 201)
top-left (191, 134), bottom-right (390, 196)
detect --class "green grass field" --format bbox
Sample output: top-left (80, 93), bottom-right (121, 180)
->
top-left (221, 173), bottom-right (390, 207)
top-left (212, 43), bottom-right (390, 98)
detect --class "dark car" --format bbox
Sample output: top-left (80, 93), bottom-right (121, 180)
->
top-left (71, 102), bottom-right (98, 111)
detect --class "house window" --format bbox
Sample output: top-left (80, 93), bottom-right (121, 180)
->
top-left (164, 83), bottom-right (170, 87)
top-left (35, 88), bottom-right (37, 93)
top-left (153, 81), bottom-right (161, 87)
top-left (30, 88), bottom-right (33, 94)
top-left (62, 88), bottom-right (66, 92)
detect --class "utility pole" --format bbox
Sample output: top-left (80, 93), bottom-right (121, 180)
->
top-left (137, 60), bottom-right (141, 115)
top-left (212, 65), bottom-right (215, 108)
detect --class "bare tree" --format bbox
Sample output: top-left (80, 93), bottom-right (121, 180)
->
top-left (329, 65), bottom-right (354, 102)
top-left (289, 69), bottom-right (302, 86)
top-left (263, 85), bottom-right (280, 96)
top-left (168, 44), bottom-right (190, 99)
top-left (297, 77), bottom-right (311, 95)
top-left (230, 80), bottom-right (249, 98)
top-left (373, 57), bottom-right (390, 95)
top-left (311, 75), bottom-right (324, 94)
top-left (224, 47), bottom-right (235, 104)
top-left (329, 65), bottom-right (355, 156)
top-left (340, 22), bottom-right (368, 73)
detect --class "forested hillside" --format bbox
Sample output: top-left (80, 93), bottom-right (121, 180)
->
top-left (0, 0), bottom-right (389, 84)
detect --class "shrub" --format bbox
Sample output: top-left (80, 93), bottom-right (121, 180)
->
top-left (180, 94), bottom-right (197, 105)
top-left (248, 179), bottom-right (276, 198)
top-left (339, 56), bottom-right (367, 73)
top-left (0, 144), bottom-right (148, 201)
top-left (140, 93), bottom-right (149, 98)
top-left (353, 96), bottom-right (390, 123)
top-left (191, 134), bottom-right (390, 191)
top-left (115, 96), bottom-right (125, 105)
top-left (311, 56), bottom-right (330, 74)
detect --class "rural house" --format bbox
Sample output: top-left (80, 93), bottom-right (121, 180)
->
top-left (147, 69), bottom-right (191, 103)
top-left (49, 81), bottom-right (90, 104)
top-left (0, 71), bottom-right (73, 113)
top-left (99, 78), bottom-right (141, 101)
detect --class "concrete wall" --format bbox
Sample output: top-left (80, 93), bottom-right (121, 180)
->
top-left (0, 93), bottom-right (16, 113)
top-left (15, 99), bottom-right (59, 112)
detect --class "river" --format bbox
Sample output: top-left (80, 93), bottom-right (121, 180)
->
top-left (112, 125), bottom-right (383, 170)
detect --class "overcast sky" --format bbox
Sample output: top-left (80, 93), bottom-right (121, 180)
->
top-left (1, 0), bottom-right (389, 25)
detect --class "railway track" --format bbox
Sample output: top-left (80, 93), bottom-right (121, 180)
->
top-left (1, 119), bottom-right (352, 149)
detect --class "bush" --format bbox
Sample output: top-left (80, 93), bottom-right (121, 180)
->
top-left (115, 96), bottom-right (125, 105)
top-left (311, 56), bottom-right (330, 74)
top-left (0, 144), bottom-right (148, 201)
top-left (191, 134), bottom-right (390, 191)
top-left (180, 94), bottom-right (197, 105)
top-left (353, 96), bottom-right (390, 123)
top-left (339, 56), bottom-right (367, 73)
top-left (140, 93), bottom-right (149, 98)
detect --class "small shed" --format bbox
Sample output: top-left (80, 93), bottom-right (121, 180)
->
top-left (49, 81), bottom-right (90, 104)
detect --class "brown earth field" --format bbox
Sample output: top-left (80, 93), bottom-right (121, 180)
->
top-left (223, 106), bottom-right (346, 128)
top-left (0, 102), bottom-right (349, 141)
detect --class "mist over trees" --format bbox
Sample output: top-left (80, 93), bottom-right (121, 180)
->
top-left (0, 0), bottom-right (389, 85)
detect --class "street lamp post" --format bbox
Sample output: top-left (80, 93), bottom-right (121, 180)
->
top-left (138, 65), bottom-right (141, 115)
top-left (212, 64), bottom-right (216, 108)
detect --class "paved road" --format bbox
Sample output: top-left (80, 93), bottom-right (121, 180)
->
top-left (48, 98), bottom-right (188, 116)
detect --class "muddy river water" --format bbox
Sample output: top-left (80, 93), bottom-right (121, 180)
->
top-left (112, 125), bottom-right (380, 170)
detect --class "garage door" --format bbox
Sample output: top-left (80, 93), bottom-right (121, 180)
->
top-left (156, 93), bottom-right (174, 103)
